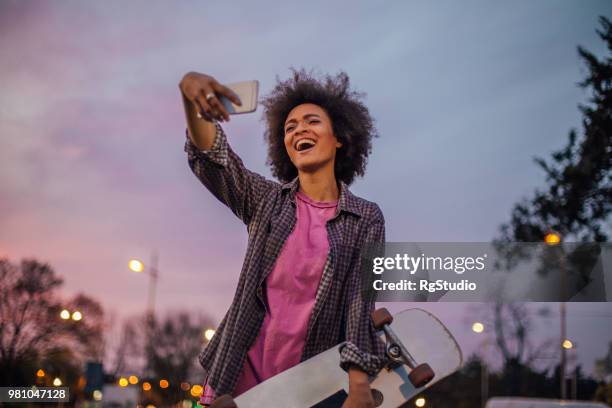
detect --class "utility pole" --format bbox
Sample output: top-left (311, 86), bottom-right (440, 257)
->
top-left (560, 300), bottom-right (567, 400)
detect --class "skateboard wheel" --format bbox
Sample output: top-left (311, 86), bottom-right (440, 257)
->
top-left (408, 363), bottom-right (435, 387)
top-left (371, 308), bottom-right (393, 329)
top-left (210, 394), bottom-right (238, 408)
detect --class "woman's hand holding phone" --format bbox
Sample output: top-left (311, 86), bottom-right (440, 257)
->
top-left (179, 72), bottom-right (242, 123)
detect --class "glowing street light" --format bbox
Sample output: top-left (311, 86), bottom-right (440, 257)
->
top-left (472, 322), bottom-right (484, 333)
top-left (128, 375), bottom-right (138, 385)
top-left (93, 390), bottom-right (102, 401)
top-left (159, 379), bottom-right (169, 389)
top-left (118, 377), bottom-right (128, 387)
top-left (142, 382), bottom-right (152, 391)
top-left (60, 309), bottom-right (71, 319)
top-left (204, 329), bottom-right (216, 341)
top-left (563, 339), bottom-right (574, 349)
top-left (53, 378), bottom-right (62, 387)
top-left (544, 231), bottom-right (561, 245)
top-left (72, 311), bottom-right (82, 321)
top-left (415, 396), bottom-right (426, 407)
top-left (128, 259), bottom-right (144, 273)
top-left (36, 369), bottom-right (45, 378)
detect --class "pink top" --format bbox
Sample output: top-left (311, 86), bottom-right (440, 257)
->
top-left (201, 191), bottom-right (338, 404)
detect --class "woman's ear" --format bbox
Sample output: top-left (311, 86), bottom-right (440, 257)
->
top-left (333, 133), bottom-right (342, 148)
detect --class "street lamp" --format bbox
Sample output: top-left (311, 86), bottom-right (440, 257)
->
top-left (415, 397), bottom-right (426, 407)
top-left (472, 321), bottom-right (488, 408)
top-left (545, 229), bottom-right (567, 400)
top-left (36, 369), bottom-right (45, 385)
top-left (129, 251), bottom-right (160, 381)
top-left (544, 231), bottom-right (561, 245)
top-left (472, 322), bottom-right (484, 333)
top-left (128, 259), bottom-right (144, 273)
top-left (128, 250), bottom-right (160, 318)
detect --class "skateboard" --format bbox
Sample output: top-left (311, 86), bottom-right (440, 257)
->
top-left (211, 308), bottom-right (463, 408)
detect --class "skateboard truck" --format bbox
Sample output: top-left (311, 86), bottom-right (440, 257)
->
top-left (372, 308), bottom-right (435, 388)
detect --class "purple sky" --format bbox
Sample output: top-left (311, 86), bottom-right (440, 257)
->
top-left (1, 0), bottom-right (611, 375)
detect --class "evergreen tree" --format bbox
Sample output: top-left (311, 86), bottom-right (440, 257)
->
top-left (498, 16), bottom-right (611, 243)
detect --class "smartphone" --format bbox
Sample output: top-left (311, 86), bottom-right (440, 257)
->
top-left (220, 80), bottom-right (259, 114)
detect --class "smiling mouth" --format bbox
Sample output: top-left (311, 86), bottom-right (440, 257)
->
top-left (295, 138), bottom-right (316, 152)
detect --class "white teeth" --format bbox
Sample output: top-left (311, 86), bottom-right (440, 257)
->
top-left (295, 138), bottom-right (316, 151)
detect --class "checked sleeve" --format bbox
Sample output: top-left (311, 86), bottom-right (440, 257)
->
top-left (184, 122), bottom-right (278, 225)
top-left (338, 207), bottom-right (387, 376)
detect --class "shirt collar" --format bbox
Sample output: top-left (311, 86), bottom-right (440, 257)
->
top-left (281, 177), bottom-right (362, 217)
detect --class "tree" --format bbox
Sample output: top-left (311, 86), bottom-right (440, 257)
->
top-left (475, 303), bottom-right (556, 395)
top-left (0, 258), bottom-right (105, 387)
top-left (415, 356), bottom-right (483, 408)
top-left (143, 311), bottom-right (215, 406)
top-left (497, 16), bottom-right (612, 244)
top-left (595, 341), bottom-right (612, 381)
top-left (105, 314), bottom-right (145, 378)
top-left (594, 382), bottom-right (612, 406)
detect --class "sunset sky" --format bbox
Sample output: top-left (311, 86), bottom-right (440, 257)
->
top-left (1, 0), bottom-right (611, 374)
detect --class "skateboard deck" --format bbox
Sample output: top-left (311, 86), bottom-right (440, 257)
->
top-left (232, 308), bottom-right (463, 408)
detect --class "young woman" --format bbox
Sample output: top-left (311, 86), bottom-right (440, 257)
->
top-left (180, 69), bottom-right (386, 408)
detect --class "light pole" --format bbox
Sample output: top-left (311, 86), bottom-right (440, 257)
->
top-left (472, 321), bottom-right (488, 408)
top-left (128, 250), bottom-right (160, 320)
top-left (563, 339), bottom-right (577, 399)
top-left (545, 230), bottom-right (566, 400)
top-left (128, 250), bottom-right (160, 379)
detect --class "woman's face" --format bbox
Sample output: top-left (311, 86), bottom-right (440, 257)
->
top-left (283, 103), bottom-right (342, 176)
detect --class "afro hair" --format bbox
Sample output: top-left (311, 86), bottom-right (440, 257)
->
top-left (261, 68), bottom-right (379, 185)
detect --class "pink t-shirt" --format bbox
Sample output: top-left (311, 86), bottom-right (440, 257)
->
top-left (201, 190), bottom-right (338, 404)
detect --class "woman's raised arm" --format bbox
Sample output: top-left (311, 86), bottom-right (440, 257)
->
top-left (179, 71), bottom-right (241, 150)
top-left (180, 71), bottom-right (279, 225)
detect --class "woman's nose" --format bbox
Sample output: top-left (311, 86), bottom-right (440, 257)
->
top-left (294, 120), bottom-right (308, 134)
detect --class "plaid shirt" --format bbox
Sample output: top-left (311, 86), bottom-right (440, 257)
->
top-left (184, 123), bottom-right (386, 396)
